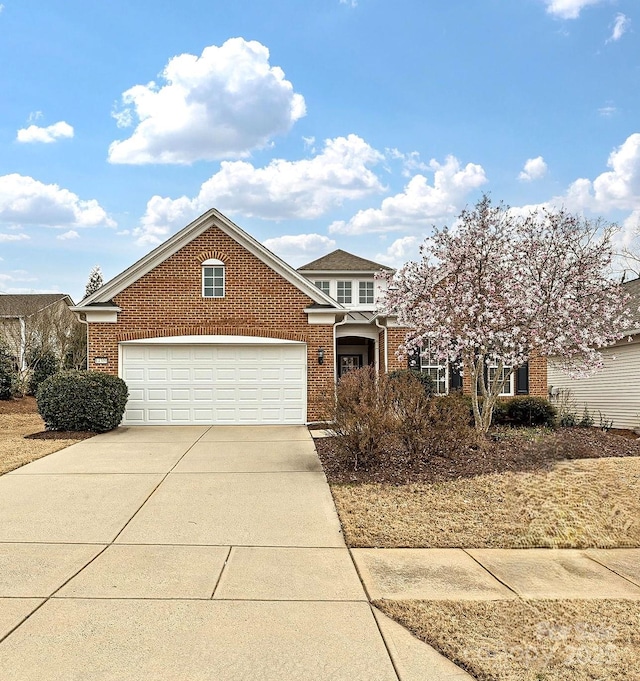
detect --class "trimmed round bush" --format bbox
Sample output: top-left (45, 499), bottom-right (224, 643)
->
top-left (37, 370), bottom-right (128, 432)
top-left (505, 396), bottom-right (557, 427)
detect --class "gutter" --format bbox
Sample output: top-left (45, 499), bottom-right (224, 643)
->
top-left (374, 316), bottom-right (388, 373)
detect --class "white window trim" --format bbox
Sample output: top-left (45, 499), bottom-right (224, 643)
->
top-left (420, 345), bottom-right (449, 395)
top-left (358, 280), bottom-right (374, 305)
top-left (337, 280), bottom-right (352, 304)
top-left (314, 280), bottom-right (330, 295)
top-left (488, 365), bottom-right (514, 396)
top-left (202, 259), bottom-right (225, 298)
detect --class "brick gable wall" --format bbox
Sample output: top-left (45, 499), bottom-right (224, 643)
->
top-left (88, 226), bottom-right (335, 421)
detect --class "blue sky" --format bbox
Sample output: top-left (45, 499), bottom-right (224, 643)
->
top-left (0, 0), bottom-right (638, 301)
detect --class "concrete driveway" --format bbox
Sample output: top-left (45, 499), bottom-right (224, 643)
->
top-left (0, 425), bottom-right (467, 680)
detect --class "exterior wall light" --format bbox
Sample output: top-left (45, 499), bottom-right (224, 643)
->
top-left (318, 348), bottom-right (325, 365)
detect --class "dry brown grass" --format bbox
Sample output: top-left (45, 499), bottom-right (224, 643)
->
top-left (376, 599), bottom-right (640, 681)
top-left (0, 399), bottom-right (90, 475)
top-left (331, 457), bottom-right (640, 549)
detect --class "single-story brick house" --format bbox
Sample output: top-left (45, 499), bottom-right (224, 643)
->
top-left (72, 208), bottom-right (546, 425)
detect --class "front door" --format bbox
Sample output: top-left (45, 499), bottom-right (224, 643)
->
top-left (339, 354), bottom-right (362, 378)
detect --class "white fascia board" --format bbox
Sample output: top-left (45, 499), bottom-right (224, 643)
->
top-left (76, 208), bottom-right (342, 310)
top-left (71, 306), bottom-right (121, 323)
top-left (300, 270), bottom-right (384, 277)
top-left (305, 308), bottom-right (346, 325)
top-left (120, 335), bottom-right (306, 345)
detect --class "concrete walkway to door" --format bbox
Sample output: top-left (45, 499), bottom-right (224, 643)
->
top-left (0, 425), bottom-right (468, 681)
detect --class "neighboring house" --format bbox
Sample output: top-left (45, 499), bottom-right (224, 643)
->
top-left (0, 294), bottom-right (78, 370)
top-left (72, 208), bottom-right (547, 426)
top-left (547, 277), bottom-right (640, 430)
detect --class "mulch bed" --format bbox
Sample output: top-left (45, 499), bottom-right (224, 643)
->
top-left (24, 431), bottom-right (96, 441)
top-left (316, 427), bottom-right (640, 485)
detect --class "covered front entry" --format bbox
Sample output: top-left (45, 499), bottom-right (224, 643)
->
top-left (336, 336), bottom-right (376, 378)
top-left (119, 336), bottom-right (307, 425)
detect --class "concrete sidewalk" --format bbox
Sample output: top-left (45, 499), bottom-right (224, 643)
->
top-left (0, 425), bottom-right (469, 681)
top-left (352, 547), bottom-right (640, 601)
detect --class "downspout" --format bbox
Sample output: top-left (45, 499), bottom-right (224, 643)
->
top-left (374, 316), bottom-right (388, 373)
top-left (333, 314), bottom-right (349, 383)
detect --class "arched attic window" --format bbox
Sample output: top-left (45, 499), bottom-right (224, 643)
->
top-left (202, 259), bottom-right (225, 298)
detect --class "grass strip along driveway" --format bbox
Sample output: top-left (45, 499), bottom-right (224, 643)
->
top-left (317, 428), bottom-right (640, 681)
top-left (0, 398), bottom-right (93, 476)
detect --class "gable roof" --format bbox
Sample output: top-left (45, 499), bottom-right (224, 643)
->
top-left (0, 294), bottom-right (73, 317)
top-left (74, 208), bottom-right (342, 310)
top-left (298, 249), bottom-right (394, 273)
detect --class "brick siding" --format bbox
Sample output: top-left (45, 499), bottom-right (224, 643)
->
top-left (88, 226), bottom-right (335, 421)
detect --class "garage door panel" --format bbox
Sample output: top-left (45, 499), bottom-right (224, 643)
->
top-left (193, 368), bottom-right (214, 381)
top-left (120, 342), bottom-right (306, 425)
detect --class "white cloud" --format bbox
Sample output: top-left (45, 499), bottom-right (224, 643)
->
top-left (0, 233), bottom-right (30, 243)
top-left (340, 0), bottom-right (358, 6)
top-left (108, 38), bottom-right (306, 165)
top-left (263, 234), bottom-right (336, 265)
top-left (0, 174), bottom-right (115, 229)
top-left (544, 0), bottom-right (605, 20)
top-left (136, 134), bottom-right (384, 244)
top-left (607, 13), bottom-right (630, 42)
top-left (387, 148), bottom-right (429, 178)
top-left (375, 236), bottom-right (419, 267)
top-left (589, 134), bottom-right (640, 210)
top-left (599, 105), bottom-right (617, 117)
top-left (16, 121), bottom-right (74, 144)
top-left (518, 156), bottom-right (548, 182)
top-left (328, 155), bottom-right (487, 235)
top-left (57, 230), bottom-right (80, 240)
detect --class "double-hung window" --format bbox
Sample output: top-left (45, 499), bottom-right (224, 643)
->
top-left (359, 281), bottom-right (374, 305)
top-left (314, 280), bottom-right (330, 295)
top-left (488, 365), bottom-right (514, 396)
top-left (202, 259), bottom-right (225, 298)
top-left (337, 281), bottom-right (352, 304)
top-left (420, 342), bottom-right (448, 394)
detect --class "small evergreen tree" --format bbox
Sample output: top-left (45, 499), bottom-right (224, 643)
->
top-left (85, 265), bottom-right (103, 298)
top-left (0, 342), bottom-right (17, 400)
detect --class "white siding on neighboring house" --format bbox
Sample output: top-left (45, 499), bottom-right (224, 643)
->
top-left (548, 337), bottom-right (640, 430)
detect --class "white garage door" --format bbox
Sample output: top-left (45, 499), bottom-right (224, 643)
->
top-left (120, 339), bottom-right (307, 425)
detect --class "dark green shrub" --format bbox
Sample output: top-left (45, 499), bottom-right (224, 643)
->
top-left (0, 344), bottom-right (16, 400)
top-left (459, 395), bottom-right (508, 427)
top-left (27, 348), bottom-right (59, 396)
top-left (37, 370), bottom-right (128, 432)
top-left (505, 396), bottom-right (557, 427)
top-left (389, 369), bottom-right (436, 396)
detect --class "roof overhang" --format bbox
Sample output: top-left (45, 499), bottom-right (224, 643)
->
top-left (74, 208), bottom-right (343, 313)
top-left (70, 305), bottom-right (122, 323)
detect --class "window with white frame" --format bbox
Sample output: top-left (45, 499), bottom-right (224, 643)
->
top-left (202, 259), bottom-right (225, 298)
top-left (488, 365), bottom-right (514, 396)
top-left (337, 281), bottom-right (352, 304)
top-left (359, 281), bottom-right (374, 304)
top-left (420, 342), bottom-right (448, 394)
top-left (314, 280), bottom-right (330, 295)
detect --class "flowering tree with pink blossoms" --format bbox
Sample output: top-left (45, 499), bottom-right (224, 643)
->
top-left (380, 195), bottom-right (632, 433)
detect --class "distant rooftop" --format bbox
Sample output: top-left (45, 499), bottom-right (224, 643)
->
top-left (622, 277), bottom-right (640, 328)
top-left (0, 293), bottom-right (73, 317)
top-left (298, 249), bottom-right (394, 272)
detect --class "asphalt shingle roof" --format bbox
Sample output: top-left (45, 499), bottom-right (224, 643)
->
top-left (0, 294), bottom-right (72, 317)
top-left (298, 249), bottom-right (394, 273)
